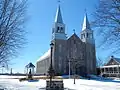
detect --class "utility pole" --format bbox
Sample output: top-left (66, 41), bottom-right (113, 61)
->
top-left (72, 58), bottom-right (78, 84)
top-left (10, 68), bottom-right (12, 75)
top-left (66, 57), bottom-right (77, 79)
top-left (72, 57), bottom-right (83, 84)
top-left (66, 58), bottom-right (72, 79)
top-left (67, 57), bottom-right (81, 84)
top-left (118, 64), bottom-right (119, 78)
top-left (2, 65), bottom-right (5, 74)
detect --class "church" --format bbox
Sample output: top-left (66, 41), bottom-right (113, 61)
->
top-left (36, 5), bottom-right (96, 76)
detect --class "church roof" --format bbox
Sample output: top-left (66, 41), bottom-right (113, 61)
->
top-left (82, 12), bottom-right (91, 31)
top-left (55, 5), bottom-right (63, 23)
top-left (68, 33), bottom-right (82, 43)
top-left (37, 49), bottom-right (50, 62)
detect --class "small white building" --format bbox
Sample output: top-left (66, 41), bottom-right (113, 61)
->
top-left (100, 56), bottom-right (120, 78)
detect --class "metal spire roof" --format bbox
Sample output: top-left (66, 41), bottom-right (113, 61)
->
top-left (55, 5), bottom-right (63, 23)
top-left (82, 12), bottom-right (91, 31)
top-left (25, 62), bottom-right (35, 68)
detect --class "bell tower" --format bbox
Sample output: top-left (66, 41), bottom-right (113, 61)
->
top-left (80, 12), bottom-right (96, 74)
top-left (80, 12), bottom-right (95, 44)
top-left (52, 5), bottom-right (67, 40)
top-left (51, 5), bottom-right (67, 75)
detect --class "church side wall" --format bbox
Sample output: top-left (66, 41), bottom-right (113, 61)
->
top-left (85, 43), bottom-right (96, 74)
top-left (36, 57), bottom-right (50, 74)
top-left (52, 39), bottom-right (67, 75)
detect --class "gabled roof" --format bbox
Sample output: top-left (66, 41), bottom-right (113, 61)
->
top-left (37, 49), bottom-right (50, 62)
top-left (114, 58), bottom-right (120, 63)
top-left (105, 56), bottom-right (120, 66)
top-left (25, 62), bottom-right (35, 68)
top-left (68, 33), bottom-right (82, 43)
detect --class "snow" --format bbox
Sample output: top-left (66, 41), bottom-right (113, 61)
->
top-left (0, 75), bottom-right (120, 90)
top-left (64, 79), bottom-right (120, 90)
top-left (0, 78), bottom-right (46, 90)
top-left (100, 65), bottom-right (120, 68)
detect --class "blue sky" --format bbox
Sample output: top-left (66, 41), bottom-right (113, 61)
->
top-left (5, 0), bottom-right (101, 73)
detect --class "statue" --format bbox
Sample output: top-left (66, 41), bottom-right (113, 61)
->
top-left (28, 69), bottom-right (32, 80)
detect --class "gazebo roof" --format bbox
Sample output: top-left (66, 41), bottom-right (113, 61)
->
top-left (25, 62), bottom-right (35, 68)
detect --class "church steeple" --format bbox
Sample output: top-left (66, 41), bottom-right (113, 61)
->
top-left (82, 12), bottom-right (91, 31)
top-left (80, 12), bottom-right (94, 44)
top-left (55, 5), bottom-right (63, 24)
top-left (51, 4), bottom-right (66, 40)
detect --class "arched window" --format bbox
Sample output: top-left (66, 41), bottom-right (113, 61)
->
top-left (89, 34), bottom-right (93, 38)
top-left (87, 33), bottom-right (89, 38)
top-left (57, 27), bottom-right (59, 30)
top-left (73, 40), bottom-right (76, 44)
top-left (61, 27), bottom-right (63, 30)
top-left (59, 44), bottom-right (62, 53)
top-left (57, 27), bottom-right (61, 33)
top-left (83, 34), bottom-right (85, 38)
top-left (81, 34), bottom-right (83, 39)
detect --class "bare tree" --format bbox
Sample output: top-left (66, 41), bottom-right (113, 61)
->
top-left (92, 0), bottom-right (120, 55)
top-left (96, 57), bottom-right (104, 67)
top-left (0, 0), bottom-right (27, 67)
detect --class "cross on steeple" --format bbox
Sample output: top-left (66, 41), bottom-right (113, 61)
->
top-left (85, 8), bottom-right (87, 14)
top-left (82, 9), bottom-right (91, 31)
top-left (52, 2), bottom-right (66, 40)
top-left (73, 29), bottom-right (75, 34)
top-left (58, 0), bottom-right (60, 3)
top-left (58, 0), bottom-right (61, 5)
top-left (55, 0), bottom-right (63, 23)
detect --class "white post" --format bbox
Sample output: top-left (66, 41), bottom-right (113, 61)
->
top-left (27, 68), bottom-right (28, 74)
top-left (2, 68), bottom-right (3, 74)
top-left (113, 67), bottom-right (114, 74)
top-left (104, 68), bottom-right (105, 74)
top-left (100, 67), bottom-right (102, 76)
top-left (118, 64), bottom-right (119, 78)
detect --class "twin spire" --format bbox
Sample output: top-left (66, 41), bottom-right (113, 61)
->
top-left (82, 12), bottom-right (91, 31)
top-left (54, 5), bottom-right (91, 30)
top-left (55, 5), bottom-right (63, 24)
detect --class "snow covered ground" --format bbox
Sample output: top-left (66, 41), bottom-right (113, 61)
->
top-left (0, 75), bottom-right (120, 90)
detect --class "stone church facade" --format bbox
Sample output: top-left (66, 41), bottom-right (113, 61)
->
top-left (36, 5), bottom-right (96, 76)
